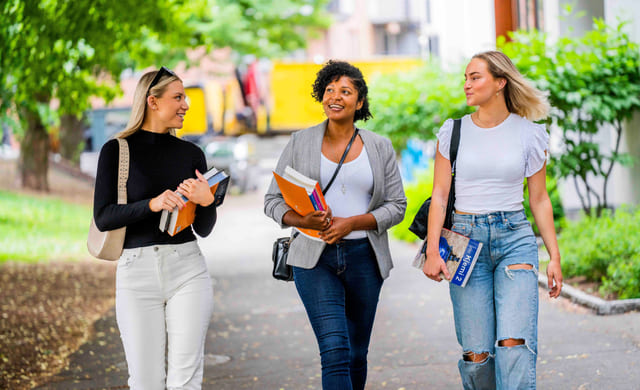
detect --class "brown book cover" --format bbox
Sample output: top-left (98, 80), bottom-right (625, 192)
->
top-left (159, 168), bottom-right (230, 236)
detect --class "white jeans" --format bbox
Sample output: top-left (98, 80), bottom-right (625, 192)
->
top-left (115, 241), bottom-right (214, 390)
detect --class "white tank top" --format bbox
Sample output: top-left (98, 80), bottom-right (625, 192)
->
top-left (321, 145), bottom-right (373, 239)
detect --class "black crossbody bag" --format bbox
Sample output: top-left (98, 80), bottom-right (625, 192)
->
top-left (272, 129), bottom-right (359, 281)
top-left (408, 119), bottom-right (461, 240)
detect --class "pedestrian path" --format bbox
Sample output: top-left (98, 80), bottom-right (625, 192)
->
top-left (200, 190), bottom-right (640, 389)
top-left (42, 190), bottom-right (640, 389)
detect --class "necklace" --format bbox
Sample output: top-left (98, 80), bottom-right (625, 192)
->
top-left (339, 164), bottom-right (348, 195)
top-left (338, 153), bottom-right (359, 195)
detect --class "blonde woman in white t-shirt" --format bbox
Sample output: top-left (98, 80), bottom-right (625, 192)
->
top-left (423, 50), bottom-right (563, 389)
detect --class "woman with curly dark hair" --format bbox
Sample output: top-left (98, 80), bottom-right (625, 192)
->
top-left (265, 60), bottom-right (406, 390)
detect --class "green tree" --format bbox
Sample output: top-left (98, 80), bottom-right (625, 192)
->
top-left (1, 0), bottom-right (180, 189)
top-left (367, 62), bottom-right (473, 151)
top-left (0, 0), bottom-right (329, 190)
top-left (500, 19), bottom-right (640, 215)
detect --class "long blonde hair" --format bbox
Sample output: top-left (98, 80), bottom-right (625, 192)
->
top-left (116, 70), bottom-right (182, 138)
top-left (473, 51), bottom-right (550, 121)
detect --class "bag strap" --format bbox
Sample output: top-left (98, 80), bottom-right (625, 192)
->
top-left (445, 119), bottom-right (461, 218)
top-left (449, 119), bottom-right (461, 174)
top-left (321, 128), bottom-right (359, 195)
top-left (115, 138), bottom-right (130, 205)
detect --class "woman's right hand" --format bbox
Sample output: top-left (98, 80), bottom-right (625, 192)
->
top-left (301, 209), bottom-right (332, 231)
top-left (423, 250), bottom-right (450, 282)
top-left (149, 190), bottom-right (187, 212)
top-left (284, 208), bottom-right (332, 231)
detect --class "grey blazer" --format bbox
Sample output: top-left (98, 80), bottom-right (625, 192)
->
top-left (264, 121), bottom-right (407, 279)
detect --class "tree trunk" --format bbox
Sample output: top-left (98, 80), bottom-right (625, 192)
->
top-left (59, 113), bottom-right (87, 165)
top-left (19, 107), bottom-right (50, 191)
top-left (601, 120), bottom-right (624, 212)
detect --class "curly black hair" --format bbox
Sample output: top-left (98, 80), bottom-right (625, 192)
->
top-left (311, 60), bottom-right (372, 122)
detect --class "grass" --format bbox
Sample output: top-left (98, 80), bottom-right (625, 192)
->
top-left (0, 190), bottom-right (92, 262)
top-left (0, 189), bottom-right (117, 389)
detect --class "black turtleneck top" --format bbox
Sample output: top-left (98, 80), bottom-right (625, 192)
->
top-left (93, 130), bottom-right (217, 248)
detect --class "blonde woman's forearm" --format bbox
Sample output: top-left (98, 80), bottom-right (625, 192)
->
top-left (528, 166), bottom-right (563, 298)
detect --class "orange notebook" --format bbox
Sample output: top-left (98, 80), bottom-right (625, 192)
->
top-left (273, 166), bottom-right (328, 240)
top-left (159, 168), bottom-right (230, 236)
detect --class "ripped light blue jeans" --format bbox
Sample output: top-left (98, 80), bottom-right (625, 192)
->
top-left (449, 210), bottom-right (539, 390)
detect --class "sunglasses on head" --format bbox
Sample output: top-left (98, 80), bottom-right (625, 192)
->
top-left (147, 66), bottom-right (176, 95)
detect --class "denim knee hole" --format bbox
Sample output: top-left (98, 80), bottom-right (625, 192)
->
top-left (497, 338), bottom-right (524, 347)
top-left (496, 339), bottom-right (536, 355)
top-left (463, 351), bottom-right (492, 364)
top-left (504, 264), bottom-right (538, 280)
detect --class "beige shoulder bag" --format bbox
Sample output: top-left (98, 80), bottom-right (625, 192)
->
top-left (87, 138), bottom-right (129, 261)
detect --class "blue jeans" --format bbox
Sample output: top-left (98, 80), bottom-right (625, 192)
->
top-left (293, 238), bottom-right (383, 390)
top-left (449, 210), bottom-right (539, 390)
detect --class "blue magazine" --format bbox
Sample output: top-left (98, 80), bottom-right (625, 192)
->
top-left (413, 228), bottom-right (483, 287)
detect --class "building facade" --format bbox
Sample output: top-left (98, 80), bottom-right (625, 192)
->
top-left (306, 0), bottom-right (639, 209)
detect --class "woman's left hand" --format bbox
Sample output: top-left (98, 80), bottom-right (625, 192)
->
top-left (319, 217), bottom-right (352, 244)
top-left (546, 258), bottom-right (563, 299)
top-left (177, 169), bottom-right (215, 207)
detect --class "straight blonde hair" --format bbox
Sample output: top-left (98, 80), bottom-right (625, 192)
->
top-left (116, 70), bottom-right (181, 139)
top-left (473, 51), bottom-right (550, 121)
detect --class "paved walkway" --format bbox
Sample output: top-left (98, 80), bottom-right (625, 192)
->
top-left (41, 189), bottom-right (640, 389)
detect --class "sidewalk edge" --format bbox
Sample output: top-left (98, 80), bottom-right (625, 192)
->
top-left (537, 274), bottom-right (640, 315)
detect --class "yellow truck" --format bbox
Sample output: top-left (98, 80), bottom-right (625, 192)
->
top-left (178, 57), bottom-right (423, 138)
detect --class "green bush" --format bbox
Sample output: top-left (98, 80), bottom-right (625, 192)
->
top-left (368, 62), bottom-right (473, 152)
top-left (391, 168), bottom-right (434, 243)
top-left (559, 207), bottom-right (640, 299)
top-left (500, 19), bottom-right (640, 215)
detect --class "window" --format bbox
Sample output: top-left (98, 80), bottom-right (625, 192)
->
top-left (516, 0), bottom-right (543, 31)
top-left (426, 0), bottom-right (431, 24)
top-left (327, 0), bottom-right (355, 16)
top-left (428, 35), bottom-right (439, 57)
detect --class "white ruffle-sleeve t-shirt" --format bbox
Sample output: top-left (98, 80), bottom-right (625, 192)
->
top-left (436, 113), bottom-right (549, 214)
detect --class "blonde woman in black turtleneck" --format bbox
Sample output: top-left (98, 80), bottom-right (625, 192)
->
top-left (93, 67), bottom-right (216, 389)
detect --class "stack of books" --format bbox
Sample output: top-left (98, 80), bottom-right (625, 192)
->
top-left (159, 167), bottom-right (230, 236)
top-left (413, 228), bottom-right (483, 287)
top-left (273, 165), bottom-right (328, 240)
